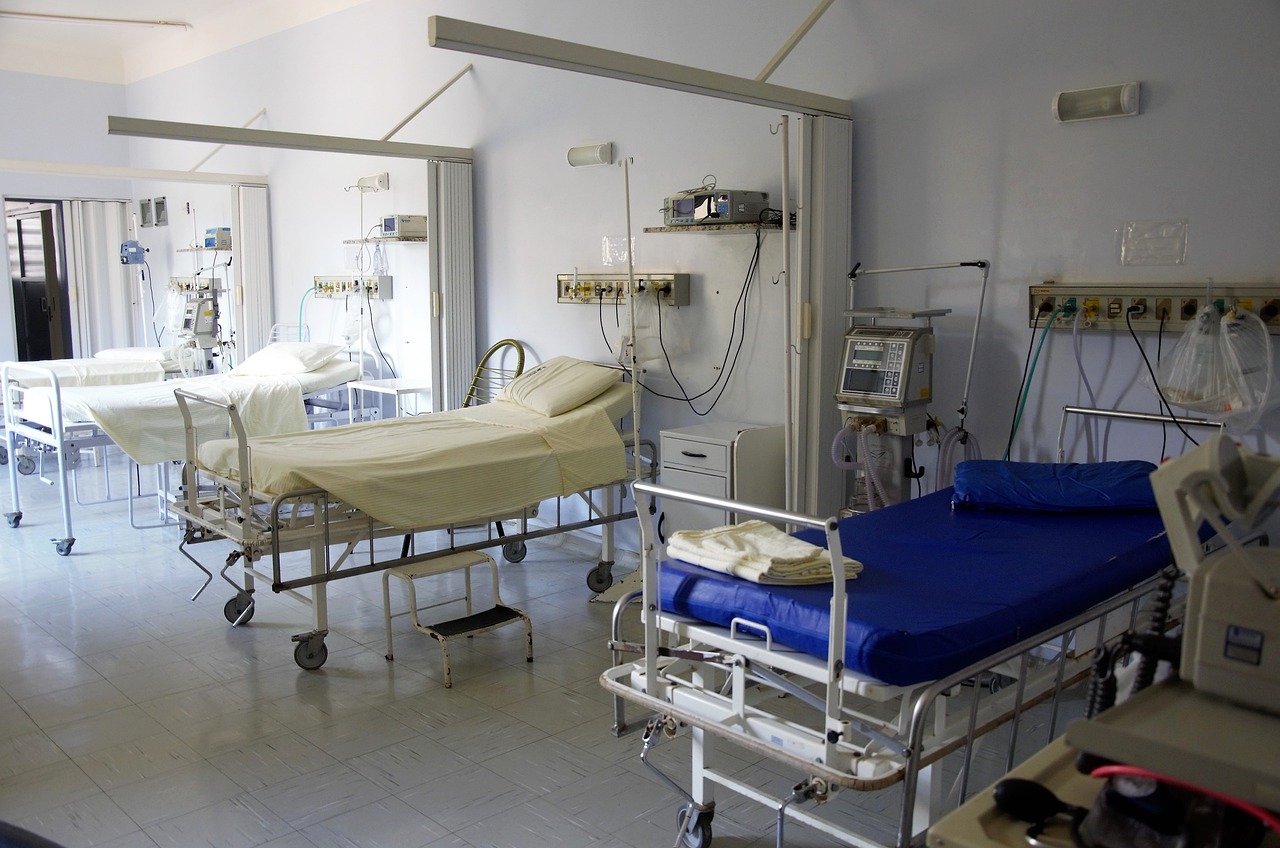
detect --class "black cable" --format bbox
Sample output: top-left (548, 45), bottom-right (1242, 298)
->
top-left (1157, 314), bottom-right (1168, 460)
top-left (141, 260), bottom-right (161, 344)
top-left (1006, 309), bottom-right (1043, 460)
top-left (642, 229), bottom-right (761, 414)
top-left (1125, 306), bottom-right (1198, 447)
top-left (363, 289), bottom-right (397, 378)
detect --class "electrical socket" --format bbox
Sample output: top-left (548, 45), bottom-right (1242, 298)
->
top-left (356, 172), bottom-right (390, 192)
top-left (1029, 284), bottom-right (1280, 334)
top-left (556, 273), bottom-right (690, 306)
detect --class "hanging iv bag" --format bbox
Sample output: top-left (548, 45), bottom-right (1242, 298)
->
top-left (1154, 305), bottom-right (1273, 433)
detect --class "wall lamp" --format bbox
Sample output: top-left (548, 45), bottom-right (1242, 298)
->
top-left (1053, 82), bottom-right (1140, 123)
top-left (567, 143), bottom-right (613, 168)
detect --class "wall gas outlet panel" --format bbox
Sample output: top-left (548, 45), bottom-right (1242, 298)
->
top-left (313, 275), bottom-right (394, 300)
top-left (1029, 283), bottom-right (1280, 335)
top-left (557, 273), bottom-right (690, 306)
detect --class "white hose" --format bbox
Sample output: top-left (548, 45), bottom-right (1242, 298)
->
top-left (858, 425), bottom-right (891, 511)
top-left (935, 426), bottom-right (982, 490)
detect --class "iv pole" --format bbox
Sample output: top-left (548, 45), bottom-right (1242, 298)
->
top-left (779, 115), bottom-right (796, 512)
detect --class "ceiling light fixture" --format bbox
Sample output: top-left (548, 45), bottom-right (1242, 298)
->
top-left (0, 11), bottom-right (191, 30)
top-left (428, 15), bottom-right (851, 119)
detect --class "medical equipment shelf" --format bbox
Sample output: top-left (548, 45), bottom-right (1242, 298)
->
top-left (642, 221), bottom-right (790, 233)
top-left (175, 246), bottom-right (233, 252)
top-left (342, 236), bottom-right (428, 244)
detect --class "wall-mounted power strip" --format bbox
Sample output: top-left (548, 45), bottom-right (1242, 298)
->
top-left (557, 273), bottom-right (690, 306)
top-left (1028, 283), bottom-right (1280, 334)
top-left (313, 274), bottom-right (393, 300)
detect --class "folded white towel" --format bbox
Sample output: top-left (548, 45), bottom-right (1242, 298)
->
top-left (668, 520), bottom-right (862, 585)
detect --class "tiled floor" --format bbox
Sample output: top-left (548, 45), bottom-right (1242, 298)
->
top-left (1, 452), bottom-right (1074, 847)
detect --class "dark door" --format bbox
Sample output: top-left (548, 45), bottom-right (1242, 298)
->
top-left (8, 207), bottom-right (69, 360)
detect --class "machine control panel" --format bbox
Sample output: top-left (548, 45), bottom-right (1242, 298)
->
top-left (835, 327), bottom-right (934, 407)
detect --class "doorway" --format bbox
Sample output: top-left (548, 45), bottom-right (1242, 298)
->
top-left (6, 200), bottom-right (72, 360)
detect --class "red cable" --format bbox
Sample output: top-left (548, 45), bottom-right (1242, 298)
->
top-left (1091, 764), bottom-right (1280, 832)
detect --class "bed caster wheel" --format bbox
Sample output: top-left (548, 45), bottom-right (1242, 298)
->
top-left (586, 564), bottom-right (613, 593)
top-left (0, 445), bottom-right (7, 464)
top-left (54, 538), bottom-right (74, 557)
top-left (4, 512), bottom-right (19, 528)
top-left (292, 633), bottom-right (328, 670)
top-left (223, 593), bottom-right (255, 625)
top-left (16, 455), bottom-right (36, 476)
top-left (502, 541), bottom-right (527, 563)
top-left (676, 807), bottom-right (713, 848)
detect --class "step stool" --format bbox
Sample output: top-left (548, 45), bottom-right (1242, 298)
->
top-left (382, 550), bottom-right (532, 688)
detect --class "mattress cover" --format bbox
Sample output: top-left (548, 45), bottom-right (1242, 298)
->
top-left (657, 489), bottom-right (1171, 686)
top-left (5, 358), bottom-right (165, 387)
top-left (17, 359), bottom-right (358, 465)
top-left (196, 382), bottom-right (633, 529)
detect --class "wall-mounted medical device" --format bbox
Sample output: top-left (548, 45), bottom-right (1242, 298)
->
top-left (313, 275), bottom-right (393, 300)
top-left (835, 326), bottom-right (935, 435)
top-left (380, 214), bottom-right (428, 239)
top-left (663, 190), bottom-right (769, 226)
top-left (203, 227), bottom-right (232, 249)
top-left (119, 240), bottom-right (146, 265)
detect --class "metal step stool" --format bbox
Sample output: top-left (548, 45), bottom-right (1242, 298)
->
top-left (382, 550), bottom-right (532, 688)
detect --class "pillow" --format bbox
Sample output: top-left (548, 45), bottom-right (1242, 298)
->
top-left (497, 356), bottom-right (621, 416)
top-left (951, 460), bottom-right (1158, 512)
top-left (231, 342), bottom-right (344, 376)
top-left (94, 346), bottom-right (175, 363)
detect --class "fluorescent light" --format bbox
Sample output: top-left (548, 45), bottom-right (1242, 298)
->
top-left (0, 11), bottom-right (191, 30)
top-left (106, 116), bottom-right (473, 163)
top-left (428, 15), bottom-right (851, 120)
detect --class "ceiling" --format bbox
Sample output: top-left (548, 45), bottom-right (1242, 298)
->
top-left (0, 0), bottom-right (372, 84)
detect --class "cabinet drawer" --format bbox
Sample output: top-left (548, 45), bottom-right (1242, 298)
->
top-left (661, 435), bottom-right (729, 474)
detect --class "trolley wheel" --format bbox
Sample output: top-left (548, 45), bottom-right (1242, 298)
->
top-left (4, 512), bottom-right (19, 528)
top-left (54, 538), bottom-right (74, 557)
top-left (586, 563), bottom-right (613, 593)
top-left (223, 593), bottom-right (254, 625)
top-left (502, 541), bottom-right (528, 563)
top-left (294, 638), bottom-right (328, 670)
top-left (0, 444), bottom-right (7, 464)
top-left (16, 455), bottom-right (36, 476)
top-left (676, 809), bottom-right (713, 848)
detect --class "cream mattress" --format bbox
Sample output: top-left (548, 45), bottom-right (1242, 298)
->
top-left (17, 359), bottom-right (359, 466)
top-left (5, 358), bottom-right (165, 387)
top-left (197, 383), bottom-right (634, 530)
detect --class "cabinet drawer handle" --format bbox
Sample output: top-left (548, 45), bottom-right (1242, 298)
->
top-left (680, 450), bottom-right (708, 458)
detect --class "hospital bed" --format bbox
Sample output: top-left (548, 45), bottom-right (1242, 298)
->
top-left (3, 342), bottom-right (361, 555)
top-left (168, 357), bottom-right (654, 670)
top-left (601, 476), bottom-right (1179, 848)
top-left (0, 348), bottom-right (185, 467)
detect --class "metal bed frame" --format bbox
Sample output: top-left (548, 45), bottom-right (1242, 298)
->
top-left (3, 362), bottom-right (179, 555)
top-left (601, 480), bottom-right (1174, 848)
top-left (3, 356), bottom-right (371, 555)
top-left (169, 387), bottom-right (655, 670)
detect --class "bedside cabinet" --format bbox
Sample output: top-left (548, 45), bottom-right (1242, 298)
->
top-left (658, 421), bottom-right (785, 540)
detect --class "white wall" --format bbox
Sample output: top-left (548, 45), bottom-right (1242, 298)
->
top-left (4, 1), bottom-right (1279, 512)
top-left (0, 70), bottom-right (132, 360)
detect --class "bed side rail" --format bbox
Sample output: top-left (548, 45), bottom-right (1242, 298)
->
top-left (630, 479), bottom-right (848, 767)
top-left (173, 386), bottom-right (253, 522)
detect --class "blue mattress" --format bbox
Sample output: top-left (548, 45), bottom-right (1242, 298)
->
top-left (657, 489), bottom-right (1171, 686)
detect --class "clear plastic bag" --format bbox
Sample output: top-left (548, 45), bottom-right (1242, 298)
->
top-left (1155, 305), bottom-right (1238, 413)
top-left (1154, 305), bottom-right (1273, 433)
top-left (1218, 308), bottom-right (1273, 432)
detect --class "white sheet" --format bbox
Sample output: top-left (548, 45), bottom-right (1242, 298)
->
top-left (5, 358), bottom-right (165, 387)
top-left (197, 383), bottom-right (633, 529)
top-left (667, 520), bottom-right (863, 584)
top-left (18, 359), bottom-right (359, 465)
